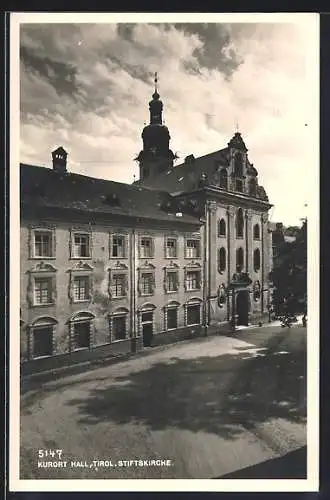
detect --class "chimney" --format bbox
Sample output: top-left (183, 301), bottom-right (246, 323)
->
top-left (184, 154), bottom-right (195, 165)
top-left (52, 146), bottom-right (68, 173)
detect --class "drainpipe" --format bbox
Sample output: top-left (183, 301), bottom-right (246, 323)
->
top-left (226, 206), bottom-right (231, 323)
top-left (207, 202), bottom-right (212, 331)
top-left (202, 203), bottom-right (208, 335)
top-left (130, 228), bottom-right (137, 352)
top-left (261, 214), bottom-right (265, 315)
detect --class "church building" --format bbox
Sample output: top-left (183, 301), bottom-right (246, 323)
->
top-left (135, 74), bottom-right (273, 328)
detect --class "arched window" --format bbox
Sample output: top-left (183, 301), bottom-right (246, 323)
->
top-left (219, 169), bottom-right (228, 189)
top-left (236, 208), bottom-right (244, 238)
top-left (249, 178), bottom-right (257, 196)
top-left (236, 247), bottom-right (244, 272)
top-left (234, 152), bottom-right (243, 177)
top-left (109, 307), bottom-right (129, 342)
top-left (29, 316), bottom-right (57, 359)
top-left (69, 311), bottom-right (95, 352)
top-left (253, 224), bottom-right (260, 240)
top-left (217, 218), bottom-right (226, 237)
top-left (218, 247), bottom-right (226, 273)
top-left (254, 248), bottom-right (261, 272)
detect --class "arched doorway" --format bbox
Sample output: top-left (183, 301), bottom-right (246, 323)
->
top-left (236, 290), bottom-right (250, 326)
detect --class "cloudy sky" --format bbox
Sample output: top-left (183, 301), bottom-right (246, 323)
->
top-left (18, 15), bottom-right (318, 225)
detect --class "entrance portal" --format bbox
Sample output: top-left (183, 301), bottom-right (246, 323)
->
top-left (236, 290), bottom-right (250, 326)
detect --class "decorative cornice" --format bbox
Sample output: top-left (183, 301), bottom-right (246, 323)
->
top-left (70, 261), bottom-right (94, 272)
top-left (29, 261), bottom-right (57, 273)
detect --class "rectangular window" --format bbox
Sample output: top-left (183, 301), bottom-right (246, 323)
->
top-left (142, 312), bottom-right (153, 323)
top-left (111, 235), bottom-right (125, 258)
top-left (73, 276), bottom-right (90, 301)
top-left (34, 277), bottom-right (53, 305)
top-left (34, 231), bottom-right (53, 258)
top-left (112, 316), bottom-right (127, 341)
top-left (111, 273), bottom-right (126, 298)
top-left (141, 272), bottom-right (154, 295)
top-left (140, 237), bottom-right (153, 258)
top-left (185, 239), bottom-right (200, 258)
top-left (167, 271), bottom-right (178, 292)
top-left (73, 321), bottom-right (90, 349)
top-left (166, 238), bottom-right (177, 258)
top-left (186, 271), bottom-right (200, 291)
top-left (33, 326), bottom-right (53, 357)
top-left (73, 233), bottom-right (90, 258)
top-left (167, 308), bottom-right (178, 330)
top-left (187, 304), bottom-right (201, 326)
top-left (236, 179), bottom-right (243, 192)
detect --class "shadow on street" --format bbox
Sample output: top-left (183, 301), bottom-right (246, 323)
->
top-left (216, 445), bottom-right (307, 479)
top-left (62, 331), bottom-right (306, 440)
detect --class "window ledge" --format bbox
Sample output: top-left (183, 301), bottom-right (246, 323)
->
top-left (32, 302), bottom-right (55, 308)
top-left (31, 354), bottom-right (53, 360)
top-left (70, 257), bottom-right (92, 260)
top-left (30, 257), bottom-right (56, 260)
top-left (140, 293), bottom-right (154, 297)
top-left (110, 337), bottom-right (128, 343)
top-left (109, 256), bottom-right (128, 260)
top-left (165, 256), bottom-right (178, 260)
top-left (72, 299), bottom-right (90, 304)
top-left (165, 290), bottom-right (179, 294)
top-left (111, 295), bottom-right (128, 300)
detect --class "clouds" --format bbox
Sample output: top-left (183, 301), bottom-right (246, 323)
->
top-left (19, 18), bottom-right (318, 225)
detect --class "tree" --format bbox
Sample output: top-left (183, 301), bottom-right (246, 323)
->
top-left (271, 220), bottom-right (307, 316)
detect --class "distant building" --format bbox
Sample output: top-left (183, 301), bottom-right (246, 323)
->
top-left (20, 74), bottom-right (273, 372)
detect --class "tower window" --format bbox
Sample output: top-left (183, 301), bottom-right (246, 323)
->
top-left (253, 224), bottom-right (260, 240)
top-left (218, 218), bottom-right (226, 237)
top-left (254, 248), bottom-right (261, 272)
top-left (218, 247), bottom-right (226, 273)
top-left (234, 152), bottom-right (244, 177)
top-left (235, 179), bottom-right (243, 192)
top-left (236, 247), bottom-right (244, 272)
top-left (249, 178), bottom-right (257, 196)
top-left (236, 208), bottom-right (244, 238)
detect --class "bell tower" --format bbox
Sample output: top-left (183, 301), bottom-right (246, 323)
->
top-left (136, 73), bottom-right (175, 182)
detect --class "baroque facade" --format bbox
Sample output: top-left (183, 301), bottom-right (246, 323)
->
top-left (20, 74), bottom-right (273, 372)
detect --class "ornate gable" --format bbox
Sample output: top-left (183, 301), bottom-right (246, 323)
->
top-left (227, 132), bottom-right (248, 152)
top-left (29, 262), bottom-right (57, 273)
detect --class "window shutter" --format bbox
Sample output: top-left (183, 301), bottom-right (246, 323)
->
top-left (164, 237), bottom-right (167, 258)
top-left (137, 271), bottom-right (142, 296)
top-left (151, 238), bottom-right (155, 258)
top-left (124, 235), bottom-right (128, 258)
top-left (88, 275), bottom-right (93, 300)
top-left (152, 272), bottom-right (156, 293)
top-left (51, 275), bottom-right (57, 303)
top-left (124, 273), bottom-right (129, 296)
top-left (68, 273), bottom-right (74, 303)
top-left (164, 269), bottom-right (168, 293)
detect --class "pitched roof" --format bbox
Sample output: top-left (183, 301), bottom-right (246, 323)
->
top-left (136, 148), bottom-right (229, 194)
top-left (20, 164), bottom-right (201, 225)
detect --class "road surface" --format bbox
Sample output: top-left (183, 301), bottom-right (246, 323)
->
top-left (20, 323), bottom-right (307, 479)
